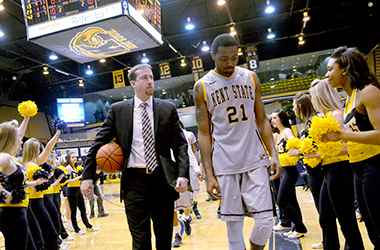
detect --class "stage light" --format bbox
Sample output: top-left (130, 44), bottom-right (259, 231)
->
top-left (201, 41), bottom-right (210, 52)
top-left (265, 0), bottom-right (274, 13)
top-left (217, 0), bottom-right (225, 5)
top-left (49, 53), bottom-right (58, 60)
top-left (185, 17), bottom-right (195, 30)
top-left (43, 66), bottom-right (49, 75)
top-left (86, 65), bottom-right (93, 75)
top-left (181, 58), bottom-right (186, 67)
top-left (141, 53), bottom-right (149, 63)
top-left (267, 28), bottom-right (275, 39)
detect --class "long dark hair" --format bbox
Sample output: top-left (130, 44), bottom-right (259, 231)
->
top-left (273, 109), bottom-right (291, 128)
top-left (65, 152), bottom-right (78, 169)
top-left (331, 47), bottom-right (380, 90)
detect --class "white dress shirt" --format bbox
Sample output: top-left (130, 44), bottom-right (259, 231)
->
top-left (127, 96), bottom-right (155, 168)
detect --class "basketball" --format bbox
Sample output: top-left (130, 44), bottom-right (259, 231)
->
top-left (96, 143), bottom-right (124, 174)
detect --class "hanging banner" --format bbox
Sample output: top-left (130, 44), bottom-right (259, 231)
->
top-left (113, 69), bottom-right (125, 88)
top-left (192, 55), bottom-right (204, 73)
top-left (245, 44), bottom-right (260, 70)
top-left (159, 62), bottom-right (171, 79)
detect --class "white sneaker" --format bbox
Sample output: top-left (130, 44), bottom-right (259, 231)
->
top-left (282, 230), bottom-right (294, 237)
top-left (287, 231), bottom-right (305, 239)
top-left (76, 230), bottom-right (85, 235)
top-left (67, 226), bottom-right (74, 232)
top-left (312, 242), bottom-right (323, 249)
top-left (273, 223), bottom-right (292, 231)
top-left (63, 236), bottom-right (74, 241)
top-left (86, 227), bottom-right (99, 232)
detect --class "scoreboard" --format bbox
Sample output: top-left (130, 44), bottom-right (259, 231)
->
top-left (21, 0), bottom-right (161, 37)
top-left (21, 0), bottom-right (163, 63)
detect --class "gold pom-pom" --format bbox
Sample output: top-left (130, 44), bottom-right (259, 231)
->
top-left (309, 115), bottom-right (342, 158)
top-left (303, 156), bottom-right (322, 168)
top-left (18, 100), bottom-right (38, 117)
top-left (279, 153), bottom-right (299, 166)
top-left (58, 166), bottom-right (67, 174)
top-left (286, 138), bottom-right (302, 150)
top-left (26, 165), bottom-right (42, 181)
top-left (300, 137), bottom-right (315, 155)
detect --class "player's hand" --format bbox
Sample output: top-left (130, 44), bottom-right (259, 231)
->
top-left (175, 177), bottom-right (188, 193)
top-left (81, 181), bottom-right (95, 199)
top-left (268, 157), bottom-right (281, 181)
top-left (196, 171), bottom-right (204, 181)
top-left (206, 176), bottom-right (221, 200)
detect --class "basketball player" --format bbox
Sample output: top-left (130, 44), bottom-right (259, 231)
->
top-left (194, 34), bottom-right (281, 250)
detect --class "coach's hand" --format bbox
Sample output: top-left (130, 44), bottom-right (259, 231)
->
top-left (81, 180), bottom-right (95, 199)
top-left (268, 157), bottom-right (282, 181)
top-left (175, 177), bottom-right (188, 193)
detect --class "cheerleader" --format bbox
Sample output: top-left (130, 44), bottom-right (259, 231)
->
top-left (323, 47), bottom-right (380, 248)
top-left (271, 109), bottom-right (307, 238)
top-left (66, 152), bottom-right (98, 234)
top-left (23, 130), bottom-right (62, 250)
top-left (0, 117), bottom-right (39, 250)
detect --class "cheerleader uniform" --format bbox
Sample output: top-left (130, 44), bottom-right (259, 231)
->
top-left (344, 89), bottom-right (380, 247)
top-left (277, 130), bottom-right (307, 234)
top-left (0, 155), bottom-right (35, 250)
top-left (27, 164), bottom-right (59, 250)
top-left (67, 165), bottom-right (93, 233)
top-left (318, 112), bottom-right (364, 250)
top-left (52, 168), bottom-right (70, 240)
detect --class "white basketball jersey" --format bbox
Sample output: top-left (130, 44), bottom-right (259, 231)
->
top-left (199, 66), bottom-right (269, 175)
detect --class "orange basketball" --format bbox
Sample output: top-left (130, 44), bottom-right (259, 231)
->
top-left (96, 143), bottom-right (124, 174)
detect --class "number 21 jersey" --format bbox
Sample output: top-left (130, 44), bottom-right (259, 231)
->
top-left (199, 66), bottom-right (269, 175)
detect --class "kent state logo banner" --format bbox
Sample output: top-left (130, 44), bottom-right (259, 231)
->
top-left (69, 26), bottom-right (139, 58)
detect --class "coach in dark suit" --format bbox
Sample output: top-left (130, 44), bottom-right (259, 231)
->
top-left (81, 64), bottom-right (189, 250)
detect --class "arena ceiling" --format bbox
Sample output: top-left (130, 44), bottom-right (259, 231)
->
top-left (0, 0), bottom-right (379, 113)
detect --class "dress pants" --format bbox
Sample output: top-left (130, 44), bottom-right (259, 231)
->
top-left (123, 168), bottom-right (176, 250)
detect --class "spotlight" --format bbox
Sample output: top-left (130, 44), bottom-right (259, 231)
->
top-left (303, 11), bottom-right (310, 22)
top-left (265, 0), bottom-right (275, 13)
top-left (267, 28), bottom-right (275, 39)
top-left (43, 66), bottom-right (49, 75)
top-left (49, 53), bottom-right (58, 60)
top-left (99, 58), bottom-right (106, 63)
top-left (0, 30), bottom-right (4, 37)
top-left (217, 0), bottom-right (225, 5)
top-left (238, 47), bottom-right (243, 56)
top-left (86, 65), bottom-right (93, 75)
top-left (79, 79), bottom-right (84, 87)
top-left (180, 58), bottom-right (186, 67)
top-left (229, 26), bottom-right (237, 36)
top-left (298, 35), bottom-right (305, 45)
top-left (201, 41), bottom-right (210, 52)
top-left (185, 17), bottom-right (195, 30)
top-left (141, 53), bottom-right (149, 63)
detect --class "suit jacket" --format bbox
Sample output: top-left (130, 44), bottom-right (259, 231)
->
top-left (82, 97), bottom-right (189, 201)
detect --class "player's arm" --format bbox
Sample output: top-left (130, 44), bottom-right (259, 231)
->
top-left (194, 81), bottom-right (220, 199)
top-left (253, 73), bottom-right (281, 180)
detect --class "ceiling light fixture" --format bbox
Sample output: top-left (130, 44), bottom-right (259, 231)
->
top-left (265, 0), bottom-right (275, 13)
top-left (238, 47), bottom-right (243, 56)
top-left (217, 0), bottom-right (225, 5)
top-left (0, 0), bottom-right (4, 11)
top-left (141, 53), bottom-right (149, 63)
top-left (79, 79), bottom-right (84, 87)
top-left (303, 11), bottom-right (310, 22)
top-left (201, 41), bottom-right (210, 52)
top-left (49, 53), bottom-right (58, 60)
top-left (180, 58), bottom-right (186, 67)
top-left (86, 65), bottom-right (93, 75)
top-left (99, 58), bottom-right (106, 63)
top-left (43, 66), bottom-right (49, 75)
top-left (267, 28), bottom-right (275, 39)
top-left (185, 17), bottom-right (195, 30)
top-left (0, 30), bottom-right (4, 37)
top-left (298, 35), bottom-right (305, 45)
top-left (229, 26), bottom-right (237, 36)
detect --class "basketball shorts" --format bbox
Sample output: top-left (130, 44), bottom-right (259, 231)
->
top-left (216, 166), bottom-right (272, 221)
top-left (190, 166), bottom-right (200, 193)
top-left (174, 191), bottom-right (192, 211)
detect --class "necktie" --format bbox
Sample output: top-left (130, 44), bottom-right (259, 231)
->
top-left (141, 102), bottom-right (157, 172)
